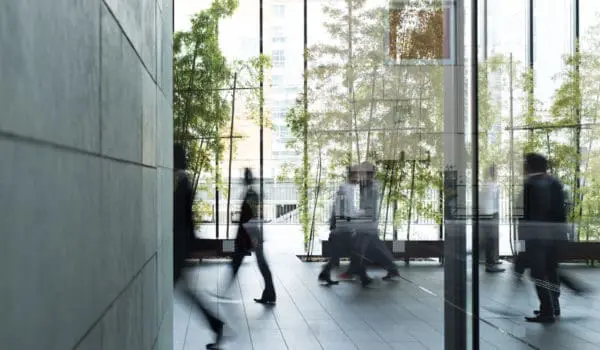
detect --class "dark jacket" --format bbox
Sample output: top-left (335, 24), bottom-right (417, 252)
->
top-left (519, 173), bottom-right (567, 250)
top-left (522, 173), bottom-right (566, 224)
top-left (235, 186), bottom-right (259, 251)
top-left (173, 170), bottom-right (195, 284)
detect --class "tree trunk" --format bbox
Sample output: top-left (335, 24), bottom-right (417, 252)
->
top-left (179, 39), bottom-right (201, 146)
top-left (226, 73), bottom-right (237, 239)
top-left (365, 68), bottom-right (378, 161)
top-left (406, 160), bottom-right (417, 241)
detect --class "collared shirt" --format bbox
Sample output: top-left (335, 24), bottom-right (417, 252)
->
top-left (333, 183), bottom-right (361, 219)
top-left (479, 180), bottom-right (499, 215)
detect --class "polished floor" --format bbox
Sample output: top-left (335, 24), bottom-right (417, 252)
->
top-left (175, 227), bottom-right (600, 349)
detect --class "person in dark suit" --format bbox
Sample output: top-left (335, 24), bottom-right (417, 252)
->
top-left (173, 143), bottom-right (225, 350)
top-left (515, 153), bottom-right (589, 323)
top-left (518, 153), bottom-right (565, 323)
top-left (226, 168), bottom-right (276, 304)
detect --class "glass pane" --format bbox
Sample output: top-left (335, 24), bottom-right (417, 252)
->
top-left (534, 0), bottom-right (573, 111)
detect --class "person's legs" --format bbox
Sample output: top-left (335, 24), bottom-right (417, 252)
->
top-left (527, 246), bottom-right (555, 322)
top-left (492, 213), bottom-right (501, 263)
top-left (351, 232), bottom-right (373, 286)
top-left (484, 217), bottom-right (504, 273)
top-left (547, 244), bottom-right (561, 315)
top-left (224, 249), bottom-right (245, 292)
top-left (254, 243), bottom-right (276, 303)
top-left (177, 272), bottom-right (225, 348)
top-left (319, 233), bottom-right (341, 284)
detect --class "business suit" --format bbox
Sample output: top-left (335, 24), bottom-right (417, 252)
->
top-left (353, 179), bottom-right (399, 279)
top-left (518, 172), bottom-right (565, 322)
top-left (173, 169), bottom-right (224, 349)
top-left (319, 182), bottom-right (371, 286)
top-left (228, 185), bottom-right (276, 304)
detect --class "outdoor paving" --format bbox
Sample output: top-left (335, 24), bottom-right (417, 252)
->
top-left (176, 225), bottom-right (600, 349)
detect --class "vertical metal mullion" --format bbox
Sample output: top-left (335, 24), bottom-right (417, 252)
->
top-left (259, 0), bottom-right (264, 225)
top-left (470, 0), bottom-right (480, 349)
top-left (528, 0), bottom-right (534, 70)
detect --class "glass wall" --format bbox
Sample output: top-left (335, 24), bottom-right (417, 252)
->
top-left (173, 1), bottom-right (599, 349)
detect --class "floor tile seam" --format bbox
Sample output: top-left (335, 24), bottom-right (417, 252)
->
top-left (270, 255), bottom-right (327, 349)
top-left (233, 273), bottom-right (256, 348)
top-left (286, 261), bottom-right (393, 348)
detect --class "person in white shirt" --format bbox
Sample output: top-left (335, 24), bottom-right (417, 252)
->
top-left (345, 162), bottom-right (399, 281)
top-left (479, 165), bottom-right (505, 273)
top-left (319, 167), bottom-right (373, 286)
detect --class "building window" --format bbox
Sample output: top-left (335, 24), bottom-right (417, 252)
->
top-left (271, 4), bottom-right (285, 17)
top-left (272, 26), bottom-right (286, 43)
top-left (275, 126), bottom-right (291, 138)
top-left (271, 75), bottom-right (283, 87)
top-left (273, 107), bottom-right (287, 120)
top-left (272, 50), bottom-right (285, 67)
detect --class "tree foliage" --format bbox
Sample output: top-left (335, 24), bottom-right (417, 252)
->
top-left (173, 0), bottom-right (239, 198)
top-left (173, 0), bottom-right (269, 223)
top-left (284, 0), bottom-right (458, 243)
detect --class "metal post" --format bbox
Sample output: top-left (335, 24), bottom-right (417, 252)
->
top-left (226, 73), bottom-right (238, 239)
top-left (470, 0), bottom-right (480, 348)
top-left (444, 0), bottom-right (467, 348)
top-left (259, 0), bottom-right (264, 225)
top-left (216, 148), bottom-right (219, 238)
top-left (483, 0), bottom-right (487, 61)
top-left (574, 0), bottom-right (582, 242)
top-left (528, 0), bottom-right (534, 70)
top-left (527, 0), bottom-right (534, 140)
top-left (509, 53), bottom-right (515, 255)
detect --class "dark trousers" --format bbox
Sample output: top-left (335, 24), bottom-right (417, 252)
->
top-left (527, 242), bottom-right (560, 316)
top-left (322, 230), bottom-right (370, 282)
top-left (516, 244), bottom-right (586, 315)
top-left (229, 243), bottom-right (276, 300)
top-left (481, 213), bottom-right (499, 265)
top-left (352, 233), bottom-right (398, 273)
top-left (175, 270), bottom-right (223, 333)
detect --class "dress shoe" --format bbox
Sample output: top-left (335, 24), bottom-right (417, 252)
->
top-left (318, 271), bottom-right (339, 285)
top-left (254, 298), bottom-right (276, 305)
top-left (485, 265), bottom-right (505, 273)
top-left (206, 322), bottom-right (224, 349)
top-left (361, 277), bottom-right (374, 287)
top-left (525, 315), bottom-right (555, 323)
top-left (534, 309), bottom-right (560, 317)
top-left (382, 270), bottom-right (400, 281)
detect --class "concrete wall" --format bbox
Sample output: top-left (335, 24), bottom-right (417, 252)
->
top-left (0, 1), bottom-right (173, 349)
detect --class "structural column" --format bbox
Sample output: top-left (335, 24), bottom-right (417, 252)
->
top-left (443, 0), bottom-right (468, 349)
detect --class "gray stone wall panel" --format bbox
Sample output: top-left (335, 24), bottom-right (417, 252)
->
top-left (143, 71), bottom-right (158, 167)
top-left (0, 139), bottom-right (105, 350)
top-left (0, 0), bottom-right (100, 152)
top-left (101, 6), bottom-right (143, 163)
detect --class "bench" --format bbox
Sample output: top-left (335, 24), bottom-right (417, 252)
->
top-left (186, 239), bottom-right (251, 262)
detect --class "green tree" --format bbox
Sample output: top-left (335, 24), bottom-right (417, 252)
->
top-left (284, 0), bottom-right (452, 246)
top-left (546, 36), bottom-right (600, 239)
top-left (173, 0), bottom-right (239, 199)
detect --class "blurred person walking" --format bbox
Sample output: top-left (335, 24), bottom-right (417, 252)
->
top-left (515, 153), bottom-right (589, 323)
top-left (225, 168), bottom-right (276, 304)
top-left (319, 166), bottom-right (372, 286)
top-left (480, 165), bottom-right (505, 273)
top-left (517, 153), bottom-right (567, 323)
top-left (173, 143), bottom-right (226, 350)
top-left (351, 162), bottom-right (400, 280)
